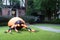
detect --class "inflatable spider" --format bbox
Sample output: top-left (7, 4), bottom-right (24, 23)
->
top-left (5, 17), bottom-right (35, 33)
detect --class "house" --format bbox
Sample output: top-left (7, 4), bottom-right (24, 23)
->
top-left (0, 0), bottom-right (27, 17)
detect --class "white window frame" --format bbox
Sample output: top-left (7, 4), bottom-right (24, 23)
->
top-left (2, 0), bottom-right (10, 5)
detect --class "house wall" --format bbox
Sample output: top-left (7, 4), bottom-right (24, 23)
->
top-left (2, 8), bottom-right (9, 16)
top-left (1, 0), bottom-right (26, 16)
top-left (18, 9), bottom-right (25, 16)
top-left (2, 8), bottom-right (25, 16)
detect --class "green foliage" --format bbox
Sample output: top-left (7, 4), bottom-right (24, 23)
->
top-left (0, 22), bottom-right (7, 26)
top-left (0, 16), bottom-right (35, 26)
top-left (50, 19), bottom-right (60, 24)
top-left (9, 0), bottom-right (20, 8)
top-left (33, 0), bottom-right (42, 10)
top-left (0, 0), bottom-right (3, 8)
top-left (43, 19), bottom-right (60, 24)
top-left (41, 0), bottom-right (57, 10)
top-left (0, 16), bottom-right (13, 22)
top-left (27, 0), bottom-right (57, 11)
top-left (10, 0), bottom-right (20, 3)
top-left (27, 0), bottom-right (59, 20)
top-left (0, 16), bottom-right (13, 26)
top-left (21, 16), bottom-right (35, 23)
top-left (26, 0), bottom-right (34, 15)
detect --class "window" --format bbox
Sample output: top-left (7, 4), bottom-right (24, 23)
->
top-left (2, 0), bottom-right (10, 5)
top-left (20, 0), bottom-right (25, 7)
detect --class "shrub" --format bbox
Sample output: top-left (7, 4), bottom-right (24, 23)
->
top-left (0, 16), bottom-right (13, 26)
top-left (0, 22), bottom-right (7, 26)
top-left (20, 16), bottom-right (35, 24)
top-left (0, 16), bottom-right (13, 23)
top-left (50, 19), bottom-right (60, 24)
top-left (0, 16), bottom-right (36, 26)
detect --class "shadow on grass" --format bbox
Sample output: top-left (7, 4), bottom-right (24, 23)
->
top-left (4, 28), bottom-right (39, 34)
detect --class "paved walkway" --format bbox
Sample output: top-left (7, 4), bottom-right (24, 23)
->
top-left (30, 25), bottom-right (60, 33)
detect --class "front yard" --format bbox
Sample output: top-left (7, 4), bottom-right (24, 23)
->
top-left (0, 24), bottom-right (60, 40)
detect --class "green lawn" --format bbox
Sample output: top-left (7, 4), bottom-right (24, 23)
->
top-left (0, 24), bottom-right (60, 40)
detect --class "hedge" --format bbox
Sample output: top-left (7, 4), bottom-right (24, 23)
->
top-left (0, 16), bottom-right (36, 26)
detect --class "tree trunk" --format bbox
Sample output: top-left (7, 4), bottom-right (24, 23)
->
top-left (46, 8), bottom-right (52, 21)
top-left (54, 10), bottom-right (57, 19)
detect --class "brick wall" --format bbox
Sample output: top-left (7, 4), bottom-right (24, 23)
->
top-left (2, 8), bottom-right (9, 16)
top-left (2, 8), bottom-right (25, 16)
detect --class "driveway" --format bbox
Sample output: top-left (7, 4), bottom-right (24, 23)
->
top-left (30, 25), bottom-right (60, 33)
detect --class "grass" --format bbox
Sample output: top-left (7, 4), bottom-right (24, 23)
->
top-left (0, 24), bottom-right (60, 40)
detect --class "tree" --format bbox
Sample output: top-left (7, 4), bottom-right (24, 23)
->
top-left (27, 0), bottom-right (59, 20)
top-left (41, 0), bottom-right (57, 20)
top-left (26, 0), bottom-right (34, 15)
top-left (9, 0), bottom-right (20, 8)
top-left (27, 0), bottom-right (42, 16)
